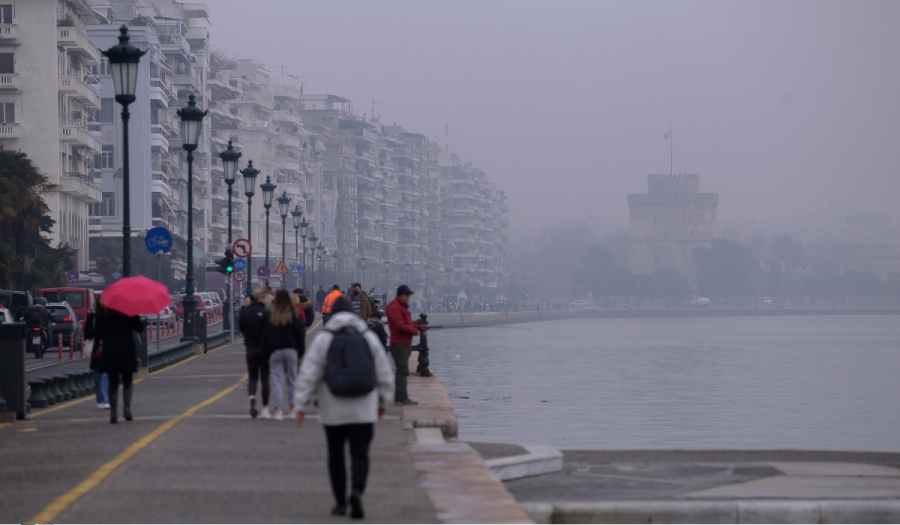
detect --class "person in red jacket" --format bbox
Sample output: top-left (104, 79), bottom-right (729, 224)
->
top-left (385, 285), bottom-right (425, 405)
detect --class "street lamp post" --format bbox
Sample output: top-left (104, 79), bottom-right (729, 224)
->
top-left (219, 140), bottom-right (241, 337)
top-left (424, 264), bottom-right (429, 311)
top-left (299, 218), bottom-right (309, 288)
top-left (102, 26), bottom-right (146, 278)
top-left (360, 254), bottom-right (367, 288)
top-left (318, 245), bottom-right (327, 285)
top-left (309, 233), bottom-right (318, 289)
top-left (260, 176), bottom-right (276, 286)
top-left (176, 94), bottom-right (207, 342)
top-left (384, 260), bottom-right (390, 296)
top-left (291, 204), bottom-right (302, 290)
top-left (333, 253), bottom-right (339, 286)
top-left (277, 191), bottom-right (291, 289)
top-left (405, 261), bottom-right (412, 285)
top-left (240, 161), bottom-right (258, 296)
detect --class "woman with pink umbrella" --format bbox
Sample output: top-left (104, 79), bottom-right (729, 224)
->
top-left (98, 276), bottom-right (171, 424)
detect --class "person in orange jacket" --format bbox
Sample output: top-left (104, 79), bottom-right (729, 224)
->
top-left (321, 284), bottom-right (343, 323)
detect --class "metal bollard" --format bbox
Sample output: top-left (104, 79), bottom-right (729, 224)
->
top-left (37, 376), bottom-right (57, 405)
top-left (26, 379), bottom-right (48, 408)
top-left (55, 375), bottom-right (72, 401)
top-left (68, 334), bottom-right (74, 361)
top-left (58, 336), bottom-right (63, 362)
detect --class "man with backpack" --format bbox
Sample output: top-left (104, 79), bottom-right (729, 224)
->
top-left (294, 297), bottom-right (394, 520)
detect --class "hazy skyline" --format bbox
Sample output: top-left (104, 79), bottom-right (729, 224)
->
top-left (204, 0), bottom-right (900, 237)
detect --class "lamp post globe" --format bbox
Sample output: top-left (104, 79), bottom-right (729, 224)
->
top-left (218, 140), bottom-right (241, 334)
top-left (176, 93), bottom-right (207, 342)
top-left (360, 254), bottom-right (367, 288)
top-left (260, 175), bottom-right (277, 285)
top-left (101, 26), bottom-right (146, 278)
top-left (291, 204), bottom-right (302, 288)
top-left (277, 191), bottom-right (291, 288)
top-left (240, 160), bottom-right (259, 295)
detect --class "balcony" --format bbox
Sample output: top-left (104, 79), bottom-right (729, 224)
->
top-left (150, 125), bottom-right (169, 149)
top-left (208, 100), bottom-right (238, 122)
top-left (58, 76), bottom-right (100, 107)
top-left (208, 71), bottom-right (241, 97)
top-left (159, 34), bottom-right (191, 60)
top-left (57, 27), bottom-right (101, 65)
top-left (0, 24), bottom-right (16, 40)
top-left (276, 157), bottom-right (301, 172)
top-left (276, 133), bottom-right (301, 149)
top-left (149, 79), bottom-right (171, 105)
top-left (0, 73), bottom-right (16, 90)
top-left (59, 173), bottom-right (102, 203)
top-left (273, 109), bottom-right (300, 125)
top-left (152, 177), bottom-right (173, 199)
top-left (0, 123), bottom-right (19, 139)
top-left (60, 122), bottom-right (101, 151)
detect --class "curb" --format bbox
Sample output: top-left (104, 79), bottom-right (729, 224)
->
top-left (519, 500), bottom-right (900, 524)
top-left (486, 443), bottom-right (564, 481)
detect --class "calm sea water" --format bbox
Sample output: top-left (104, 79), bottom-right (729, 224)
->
top-left (428, 316), bottom-right (900, 451)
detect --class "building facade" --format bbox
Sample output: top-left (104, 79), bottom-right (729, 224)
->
top-left (628, 173), bottom-right (718, 280)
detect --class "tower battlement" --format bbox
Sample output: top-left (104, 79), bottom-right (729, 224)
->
top-left (647, 173), bottom-right (699, 193)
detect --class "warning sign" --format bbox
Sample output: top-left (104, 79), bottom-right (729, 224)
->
top-left (274, 260), bottom-right (290, 274)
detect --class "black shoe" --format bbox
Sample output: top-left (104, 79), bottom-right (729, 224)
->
top-left (331, 504), bottom-right (346, 516)
top-left (249, 397), bottom-right (258, 418)
top-left (418, 369), bottom-right (432, 377)
top-left (349, 493), bottom-right (364, 520)
top-left (124, 414), bottom-right (132, 421)
top-left (110, 416), bottom-right (117, 424)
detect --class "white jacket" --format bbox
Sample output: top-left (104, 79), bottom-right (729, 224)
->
top-left (294, 312), bottom-right (395, 425)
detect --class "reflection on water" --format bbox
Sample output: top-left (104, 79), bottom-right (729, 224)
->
top-left (428, 316), bottom-right (900, 451)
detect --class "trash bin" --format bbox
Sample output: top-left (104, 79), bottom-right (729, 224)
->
top-left (0, 323), bottom-right (28, 420)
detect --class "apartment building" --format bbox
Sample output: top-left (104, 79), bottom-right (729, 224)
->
top-left (11, 0), bottom-right (106, 271)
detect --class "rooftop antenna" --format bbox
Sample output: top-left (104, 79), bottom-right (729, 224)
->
top-left (272, 65), bottom-right (286, 83)
top-left (287, 74), bottom-right (299, 86)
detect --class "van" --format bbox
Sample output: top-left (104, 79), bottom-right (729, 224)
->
top-left (40, 287), bottom-right (96, 331)
top-left (0, 290), bottom-right (33, 322)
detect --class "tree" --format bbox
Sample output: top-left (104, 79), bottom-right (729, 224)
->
top-left (571, 245), bottom-right (633, 300)
top-left (772, 235), bottom-right (805, 268)
top-left (0, 150), bottom-right (72, 292)
top-left (89, 235), bottom-right (182, 291)
top-left (693, 239), bottom-right (762, 300)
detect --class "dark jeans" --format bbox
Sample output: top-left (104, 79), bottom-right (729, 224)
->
top-left (324, 423), bottom-right (374, 506)
top-left (245, 345), bottom-right (270, 405)
top-left (389, 344), bottom-right (412, 402)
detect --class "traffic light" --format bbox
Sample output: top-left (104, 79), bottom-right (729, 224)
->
top-left (317, 253), bottom-right (322, 262)
top-left (213, 249), bottom-right (234, 275)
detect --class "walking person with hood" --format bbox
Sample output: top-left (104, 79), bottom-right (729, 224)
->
top-left (97, 301), bottom-right (144, 423)
top-left (294, 297), bottom-right (394, 519)
top-left (293, 288), bottom-right (315, 328)
top-left (239, 287), bottom-right (272, 419)
top-left (262, 289), bottom-right (306, 421)
top-left (385, 285), bottom-right (425, 405)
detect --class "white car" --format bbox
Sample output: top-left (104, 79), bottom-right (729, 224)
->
top-left (145, 305), bottom-right (176, 328)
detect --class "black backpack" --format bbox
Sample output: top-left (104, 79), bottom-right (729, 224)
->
top-left (324, 327), bottom-right (376, 397)
top-left (30, 307), bottom-right (44, 326)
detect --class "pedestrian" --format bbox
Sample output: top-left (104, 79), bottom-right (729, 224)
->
top-left (385, 285), bottom-right (424, 405)
top-left (350, 282), bottom-right (372, 320)
top-left (294, 296), bottom-right (394, 519)
top-left (84, 297), bottom-right (109, 410)
top-left (97, 302), bottom-right (144, 424)
top-left (289, 291), bottom-right (307, 326)
top-left (293, 288), bottom-right (315, 328)
top-left (367, 309), bottom-right (388, 350)
top-left (315, 287), bottom-right (327, 313)
top-left (262, 289), bottom-right (306, 421)
top-left (321, 284), bottom-right (343, 323)
top-left (239, 287), bottom-right (272, 419)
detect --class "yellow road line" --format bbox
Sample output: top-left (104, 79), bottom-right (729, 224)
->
top-left (0, 422), bottom-right (13, 430)
top-left (29, 373), bottom-right (248, 524)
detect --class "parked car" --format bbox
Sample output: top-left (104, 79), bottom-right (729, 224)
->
top-left (143, 305), bottom-right (176, 328)
top-left (40, 287), bottom-right (96, 332)
top-left (175, 293), bottom-right (208, 320)
top-left (0, 290), bottom-right (33, 322)
top-left (46, 302), bottom-right (81, 347)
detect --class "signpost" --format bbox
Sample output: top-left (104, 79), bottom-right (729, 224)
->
top-left (233, 270), bottom-right (246, 282)
top-left (232, 238), bottom-right (252, 259)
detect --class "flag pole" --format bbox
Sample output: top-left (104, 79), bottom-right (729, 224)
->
top-left (669, 124), bottom-right (673, 176)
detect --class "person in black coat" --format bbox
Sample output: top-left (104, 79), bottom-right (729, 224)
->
top-left (97, 305), bottom-right (144, 423)
top-left (239, 287), bottom-right (272, 419)
top-left (261, 289), bottom-right (306, 421)
top-left (294, 288), bottom-right (315, 329)
top-left (84, 304), bottom-right (109, 410)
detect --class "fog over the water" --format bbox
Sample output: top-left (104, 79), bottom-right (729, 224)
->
top-left (205, 0), bottom-right (900, 237)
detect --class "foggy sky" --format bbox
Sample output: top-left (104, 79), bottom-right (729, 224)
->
top-left (204, 0), bottom-right (900, 237)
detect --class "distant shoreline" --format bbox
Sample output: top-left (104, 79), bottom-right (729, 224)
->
top-left (426, 307), bottom-right (900, 328)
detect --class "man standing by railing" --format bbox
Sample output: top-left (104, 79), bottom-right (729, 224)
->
top-left (386, 285), bottom-right (424, 406)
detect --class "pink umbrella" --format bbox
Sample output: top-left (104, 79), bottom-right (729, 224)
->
top-left (102, 275), bottom-right (172, 317)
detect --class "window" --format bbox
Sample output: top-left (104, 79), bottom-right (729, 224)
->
top-left (0, 102), bottom-right (13, 123)
top-left (91, 192), bottom-right (116, 216)
top-left (0, 5), bottom-right (12, 24)
top-left (99, 58), bottom-right (110, 75)
top-left (94, 145), bottom-right (113, 169)
top-left (0, 52), bottom-right (12, 74)
top-left (100, 98), bottom-right (114, 122)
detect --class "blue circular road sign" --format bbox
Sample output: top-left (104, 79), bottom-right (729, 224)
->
top-left (233, 258), bottom-right (247, 271)
top-left (257, 266), bottom-right (271, 279)
top-left (145, 226), bottom-right (173, 254)
top-left (66, 270), bottom-right (79, 283)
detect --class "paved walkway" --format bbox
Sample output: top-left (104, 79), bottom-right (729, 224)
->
top-left (1, 338), bottom-right (437, 523)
